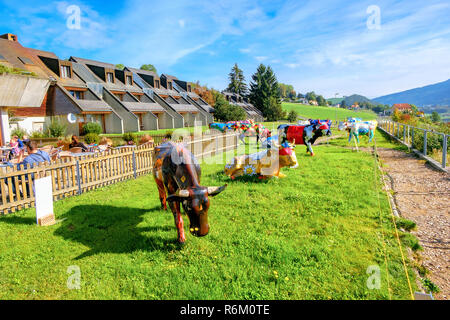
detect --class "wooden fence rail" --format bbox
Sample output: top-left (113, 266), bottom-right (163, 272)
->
top-left (0, 132), bottom-right (239, 215)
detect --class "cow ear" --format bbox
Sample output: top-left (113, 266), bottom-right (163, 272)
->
top-left (208, 184), bottom-right (227, 197)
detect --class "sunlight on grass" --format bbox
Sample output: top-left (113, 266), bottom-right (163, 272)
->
top-left (0, 131), bottom-right (416, 300)
top-left (283, 103), bottom-right (377, 121)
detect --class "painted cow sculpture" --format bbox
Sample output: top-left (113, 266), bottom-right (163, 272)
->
top-left (338, 120), bottom-right (377, 143)
top-left (224, 142), bottom-right (298, 179)
top-left (209, 122), bottom-right (228, 132)
top-left (277, 121), bottom-right (332, 156)
top-left (153, 142), bottom-right (227, 243)
top-left (225, 120), bottom-right (269, 144)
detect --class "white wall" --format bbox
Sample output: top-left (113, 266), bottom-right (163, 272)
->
top-left (0, 107), bottom-right (10, 144)
top-left (11, 116), bottom-right (46, 134)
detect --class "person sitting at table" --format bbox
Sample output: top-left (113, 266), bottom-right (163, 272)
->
top-left (13, 140), bottom-right (51, 170)
top-left (19, 135), bottom-right (30, 150)
top-left (8, 136), bottom-right (20, 160)
top-left (69, 135), bottom-right (88, 152)
top-left (5, 140), bottom-right (51, 196)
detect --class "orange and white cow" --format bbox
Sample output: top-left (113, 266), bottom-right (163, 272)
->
top-left (224, 143), bottom-right (298, 179)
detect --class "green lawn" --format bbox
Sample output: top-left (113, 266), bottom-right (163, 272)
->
top-left (0, 131), bottom-right (416, 299)
top-left (283, 103), bottom-right (377, 121)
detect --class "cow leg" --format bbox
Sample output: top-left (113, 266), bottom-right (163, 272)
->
top-left (369, 130), bottom-right (374, 142)
top-left (169, 201), bottom-right (186, 243)
top-left (306, 142), bottom-right (314, 156)
top-left (155, 178), bottom-right (167, 210)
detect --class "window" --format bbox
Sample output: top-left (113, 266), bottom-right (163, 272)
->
top-left (69, 90), bottom-right (84, 100)
top-left (154, 80), bottom-right (160, 88)
top-left (115, 93), bottom-right (124, 101)
top-left (18, 56), bottom-right (33, 65)
top-left (187, 85), bottom-right (191, 92)
top-left (32, 122), bottom-right (44, 132)
top-left (60, 65), bottom-right (71, 78)
top-left (168, 82), bottom-right (173, 90)
top-left (107, 72), bottom-right (114, 83)
top-left (0, 54), bottom-right (6, 61)
top-left (134, 94), bottom-right (141, 101)
top-left (126, 75), bottom-right (133, 86)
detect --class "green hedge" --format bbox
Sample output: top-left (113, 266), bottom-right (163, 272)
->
top-left (412, 129), bottom-right (449, 154)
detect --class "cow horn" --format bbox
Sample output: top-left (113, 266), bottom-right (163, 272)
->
top-left (166, 189), bottom-right (190, 202)
top-left (176, 189), bottom-right (190, 197)
top-left (207, 184), bottom-right (227, 196)
top-left (290, 139), bottom-right (296, 148)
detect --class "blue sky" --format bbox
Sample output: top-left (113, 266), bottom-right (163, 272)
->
top-left (1, 0), bottom-right (449, 98)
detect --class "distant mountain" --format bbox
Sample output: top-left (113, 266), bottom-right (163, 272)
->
top-left (373, 79), bottom-right (450, 107)
top-left (342, 94), bottom-right (375, 106)
top-left (326, 97), bottom-right (344, 105)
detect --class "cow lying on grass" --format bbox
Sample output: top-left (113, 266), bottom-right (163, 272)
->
top-left (224, 142), bottom-right (297, 179)
top-left (153, 142), bottom-right (227, 243)
top-left (278, 121), bottom-right (332, 156)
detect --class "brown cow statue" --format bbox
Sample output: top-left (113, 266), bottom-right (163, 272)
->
top-left (153, 142), bottom-right (227, 243)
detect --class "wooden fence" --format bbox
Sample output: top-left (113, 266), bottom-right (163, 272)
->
top-left (0, 132), bottom-right (239, 215)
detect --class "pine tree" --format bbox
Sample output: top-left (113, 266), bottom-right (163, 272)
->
top-left (249, 64), bottom-right (284, 121)
top-left (226, 63), bottom-right (248, 96)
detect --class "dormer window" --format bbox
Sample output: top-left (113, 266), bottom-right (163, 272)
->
top-left (69, 90), bottom-right (84, 100)
top-left (187, 85), bottom-right (191, 92)
top-left (168, 82), bottom-right (173, 90)
top-left (18, 56), bottom-right (34, 65)
top-left (126, 75), bottom-right (133, 86)
top-left (154, 79), bottom-right (160, 88)
top-left (60, 65), bottom-right (71, 78)
top-left (107, 72), bottom-right (114, 83)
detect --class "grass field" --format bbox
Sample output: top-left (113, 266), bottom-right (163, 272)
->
top-left (0, 130), bottom-right (417, 299)
top-left (283, 103), bottom-right (377, 121)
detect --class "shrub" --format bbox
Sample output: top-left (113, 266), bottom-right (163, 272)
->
top-left (213, 94), bottom-right (247, 122)
top-left (412, 129), bottom-right (448, 154)
top-left (287, 110), bottom-right (298, 123)
top-left (139, 134), bottom-right (154, 145)
top-left (123, 132), bottom-right (137, 145)
top-left (83, 122), bottom-right (102, 135)
top-left (84, 133), bottom-right (100, 144)
top-left (99, 137), bottom-right (113, 146)
top-left (422, 279), bottom-right (440, 294)
top-left (10, 127), bottom-right (27, 139)
top-left (48, 119), bottom-right (66, 138)
top-left (112, 140), bottom-right (125, 148)
top-left (395, 218), bottom-right (416, 231)
top-left (30, 130), bottom-right (48, 138)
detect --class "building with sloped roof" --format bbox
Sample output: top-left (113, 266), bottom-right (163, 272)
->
top-left (70, 57), bottom-right (176, 131)
top-left (222, 91), bottom-right (264, 122)
top-left (159, 74), bottom-right (208, 126)
top-left (0, 33), bottom-right (123, 143)
top-left (161, 74), bottom-right (214, 124)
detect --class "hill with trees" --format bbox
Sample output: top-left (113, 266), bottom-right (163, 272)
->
top-left (374, 79), bottom-right (450, 107)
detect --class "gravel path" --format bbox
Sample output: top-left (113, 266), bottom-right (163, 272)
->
top-left (377, 147), bottom-right (449, 300)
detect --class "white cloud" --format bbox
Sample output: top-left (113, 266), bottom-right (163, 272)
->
top-left (255, 56), bottom-right (268, 62)
top-left (240, 48), bottom-right (251, 53)
top-left (178, 19), bottom-right (185, 28)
